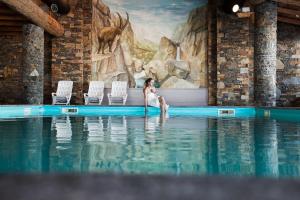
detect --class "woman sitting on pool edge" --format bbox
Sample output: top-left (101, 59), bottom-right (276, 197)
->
top-left (143, 78), bottom-right (169, 113)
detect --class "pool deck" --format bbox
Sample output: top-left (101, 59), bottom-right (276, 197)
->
top-left (1, 174), bottom-right (300, 200)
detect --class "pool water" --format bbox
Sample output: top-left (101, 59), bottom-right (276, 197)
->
top-left (0, 114), bottom-right (300, 178)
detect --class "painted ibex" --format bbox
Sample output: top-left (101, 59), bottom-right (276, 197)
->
top-left (97, 12), bottom-right (129, 54)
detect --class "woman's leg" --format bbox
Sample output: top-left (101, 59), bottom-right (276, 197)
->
top-left (159, 96), bottom-right (167, 112)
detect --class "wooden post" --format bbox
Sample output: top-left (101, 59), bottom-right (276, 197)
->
top-left (0, 0), bottom-right (64, 36)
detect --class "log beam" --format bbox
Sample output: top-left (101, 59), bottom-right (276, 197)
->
top-left (0, 21), bottom-right (24, 26)
top-left (278, 16), bottom-right (300, 25)
top-left (0, 15), bottom-right (27, 21)
top-left (0, 26), bottom-right (22, 31)
top-left (0, 14), bottom-right (28, 21)
top-left (0, 7), bottom-right (17, 15)
top-left (278, 7), bottom-right (300, 17)
top-left (31, 0), bottom-right (44, 6)
top-left (0, 0), bottom-right (64, 36)
top-left (274, 0), bottom-right (300, 7)
top-left (248, 0), bottom-right (266, 6)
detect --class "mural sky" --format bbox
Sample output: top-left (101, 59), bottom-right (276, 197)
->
top-left (103, 0), bottom-right (208, 43)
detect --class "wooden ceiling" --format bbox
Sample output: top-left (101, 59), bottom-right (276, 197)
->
top-left (248, 0), bottom-right (300, 26)
top-left (0, 2), bottom-right (28, 34)
top-left (0, 0), bottom-right (298, 36)
top-left (276, 0), bottom-right (300, 26)
top-left (0, 0), bottom-right (63, 36)
top-left (0, 0), bottom-right (46, 33)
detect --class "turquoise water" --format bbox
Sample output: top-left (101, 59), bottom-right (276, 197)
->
top-left (0, 113), bottom-right (300, 178)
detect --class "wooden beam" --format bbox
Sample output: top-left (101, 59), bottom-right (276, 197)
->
top-left (278, 7), bottom-right (300, 17)
top-left (0, 7), bottom-right (17, 14)
top-left (278, 16), bottom-right (300, 25)
top-left (274, 0), bottom-right (300, 7)
top-left (0, 21), bottom-right (24, 26)
top-left (0, 15), bottom-right (27, 21)
top-left (0, 26), bottom-right (22, 31)
top-left (248, 0), bottom-right (266, 6)
top-left (0, 32), bottom-right (22, 35)
top-left (31, 0), bottom-right (44, 6)
top-left (0, 0), bottom-right (64, 36)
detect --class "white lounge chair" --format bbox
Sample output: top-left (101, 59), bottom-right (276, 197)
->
top-left (107, 81), bottom-right (128, 105)
top-left (84, 81), bottom-right (104, 105)
top-left (52, 81), bottom-right (73, 105)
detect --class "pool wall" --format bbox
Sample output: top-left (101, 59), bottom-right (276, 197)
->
top-left (1, 105), bottom-right (300, 119)
top-left (0, 105), bottom-right (256, 118)
top-left (256, 107), bottom-right (300, 122)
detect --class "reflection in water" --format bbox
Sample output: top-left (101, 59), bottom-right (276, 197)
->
top-left (51, 116), bottom-right (72, 144)
top-left (254, 119), bottom-right (279, 177)
top-left (109, 116), bottom-right (127, 144)
top-left (217, 118), bottom-right (255, 176)
top-left (1, 115), bottom-right (300, 177)
top-left (144, 115), bottom-right (161, 144)
top-left (277, 122), bottom-right (300, 177)
top-left (84, 117), bottom-right (104, 143)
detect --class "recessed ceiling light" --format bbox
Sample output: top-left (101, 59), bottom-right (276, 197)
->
top-left (232, 4), bottom-right (240, 13)
top-left (296, 15), bottom-right (300, 18)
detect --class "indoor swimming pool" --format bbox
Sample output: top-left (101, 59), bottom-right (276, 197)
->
top-left (0, 106), bottom-right (299, 178)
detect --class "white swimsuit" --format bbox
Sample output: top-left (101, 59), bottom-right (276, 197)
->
top-left (147, 92), bottom-right (160, 108)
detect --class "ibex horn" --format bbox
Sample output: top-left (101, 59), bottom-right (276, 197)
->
top-left (116, 12), bottom-right (123, 29)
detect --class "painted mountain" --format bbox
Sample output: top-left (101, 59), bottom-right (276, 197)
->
top-left (91, 0), bottom-right (208, 88)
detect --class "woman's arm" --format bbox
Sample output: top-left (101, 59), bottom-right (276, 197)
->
top-left (150, 87), bottom-right (157, 94)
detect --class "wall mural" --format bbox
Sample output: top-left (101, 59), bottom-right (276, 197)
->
top-left (92, 0), bottom-right (208, 88)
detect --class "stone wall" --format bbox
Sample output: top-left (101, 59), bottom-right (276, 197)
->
top-left (254, 1), bottom-right (277, 107)
top-left (51, 6), bottom-right (84, 104)
top-left (277, 23), bottom-right (300, 106)
top-left (22, 24), bottom-right (44, 104)
top-left (0, 0), bottom-right (300, 107)
top-left (0, 33), bottom-right (24, 104)
top-left (82, 0), bottom-right (93, 94)
top-left (207, 0), bottom-right (218, 105)
top-left (44, 33), bottom-right (53, 104)
top-left (216, 11), bottom-right (254, 106)
top-left (51, 0), bottom-right (92, 104)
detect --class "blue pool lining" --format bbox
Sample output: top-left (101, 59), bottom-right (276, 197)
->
top-left (0, 105), bottom-right (298, 119)
top-left (0, 105), bottom-right (254, 118)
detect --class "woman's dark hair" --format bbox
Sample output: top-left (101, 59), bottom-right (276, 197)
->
top-left (144, 78), bottom-right (153, 87)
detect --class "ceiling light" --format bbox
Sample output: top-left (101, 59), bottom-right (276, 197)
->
top-left (232, 4), bottom-right (240, 13)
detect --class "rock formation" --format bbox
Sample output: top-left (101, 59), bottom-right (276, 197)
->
top-left (92, 0), bottom-right (136, 88)
top-left (172, 5), bottom-right (207, 87)
top-left (91, 0), bottom-right (207, 89)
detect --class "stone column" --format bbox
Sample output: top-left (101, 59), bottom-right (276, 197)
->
top-left (254, 1), bottom-right (277, 107)
top-left (22, 24), bottom-right (44, 104)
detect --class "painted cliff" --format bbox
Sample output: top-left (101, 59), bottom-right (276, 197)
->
top-left (91, 0), bottom-right (208, 88)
